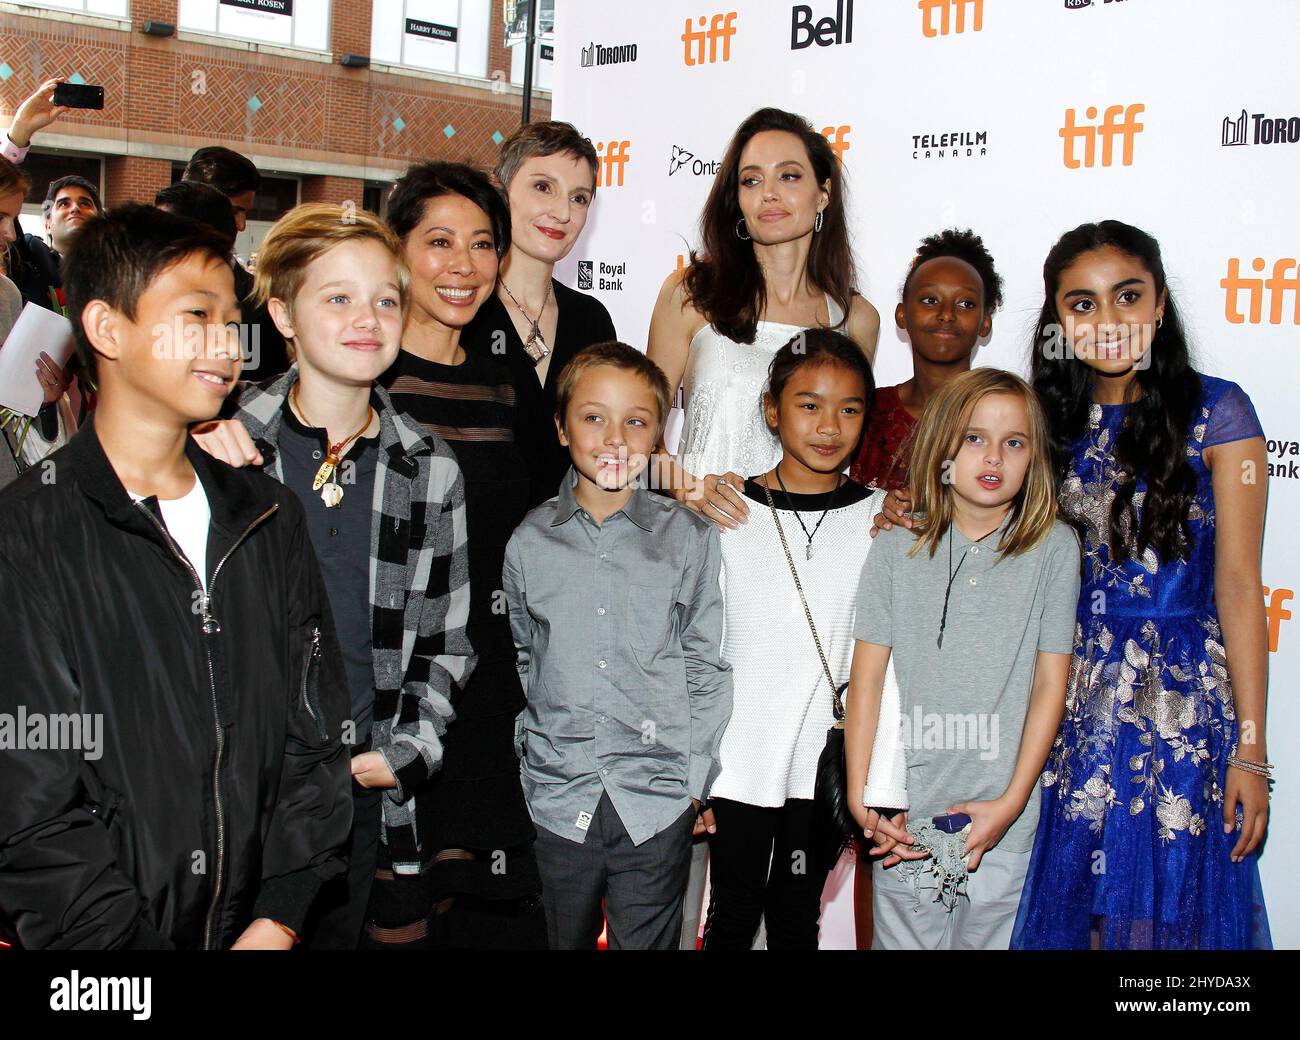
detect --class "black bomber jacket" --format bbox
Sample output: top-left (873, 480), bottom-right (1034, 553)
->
top-left (0, 419), bottom-right (352, 949)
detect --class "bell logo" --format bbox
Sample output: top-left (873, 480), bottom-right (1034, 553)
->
top-left (595, 140), bottom-right (631, 188)
top-left (821, 125), bottom-right (851, 163)
top-left (1060, 104), bottom-right (1144, 168)
top-left (1220, 258), bottom-right (1300, 325)
top-left (1265, 586), bottom-right (1293, 653)
top-left (918, 0), bottom-right (983, 37)
top-left (682, 12), bottom-right (738, 66)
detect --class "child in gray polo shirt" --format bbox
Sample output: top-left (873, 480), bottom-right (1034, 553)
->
top-left (845, 368), bottom-right (1080, 950)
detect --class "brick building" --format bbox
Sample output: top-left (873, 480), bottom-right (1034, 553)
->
top-left (0, 0), bottom-right (551, 252)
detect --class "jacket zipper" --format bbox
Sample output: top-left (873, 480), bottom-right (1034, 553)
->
top-left (133, 500), bottom-right (277, 950)
top-left (301, 625), bottom-right (326, 742)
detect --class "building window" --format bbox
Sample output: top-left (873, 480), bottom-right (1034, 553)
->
top-left (176, 0), bottom-right (332, 53)
top-left (369, 0), bottom-right (493, 79)
top-left (7, 0), bottom-right (129, 17)
top-left (21, 151), bottom-right (104, 209)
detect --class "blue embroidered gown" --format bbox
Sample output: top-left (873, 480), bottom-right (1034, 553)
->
top-left (1013, 374), bottom-right (1272, 950)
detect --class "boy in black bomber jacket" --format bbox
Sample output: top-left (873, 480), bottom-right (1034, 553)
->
top-left (0, 205), bottom-right (352, 949)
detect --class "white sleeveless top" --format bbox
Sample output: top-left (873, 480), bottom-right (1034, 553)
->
top-left (677, 296), bottom-right (846, 481)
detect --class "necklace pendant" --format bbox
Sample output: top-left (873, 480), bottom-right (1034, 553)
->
top-left (806, 543), bottom-right (814, 561)
top-left (321, 482), bottom-right (344, 508)
top-left (311, 458), bottom-right (338, 492)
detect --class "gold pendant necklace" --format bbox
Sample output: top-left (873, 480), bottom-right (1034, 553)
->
top-left (291, 384), bottom-right (372, 508)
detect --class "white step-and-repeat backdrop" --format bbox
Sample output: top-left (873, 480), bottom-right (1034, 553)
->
top-left (551, 0), bottom-right (1298, 948)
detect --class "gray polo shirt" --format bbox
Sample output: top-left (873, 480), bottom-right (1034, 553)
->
top-left (503, 470), bottom-right (733, 846)
top-left (854, 518), bottom-right (1080, 852)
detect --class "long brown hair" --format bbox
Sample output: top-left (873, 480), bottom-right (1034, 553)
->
top-left (682, 107), bottom-right (854, 344)
top-left (0, 157), bottom-right (33, 277)
top-left (907, 368), bottom-right (1058, 559)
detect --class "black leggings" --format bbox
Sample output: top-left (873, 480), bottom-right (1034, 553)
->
top-left (702, 797), bottom-right (831, 950)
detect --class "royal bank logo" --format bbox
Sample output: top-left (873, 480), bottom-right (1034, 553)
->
top-left (682, 11), bottom-right (737, 65)
top-left (1065, 0), bottom-right (1130, 8)
top-left (579, 259), bottom-right (628, 292)
top-left (1222, 108), bottom-right (1300, 147)
top-left (1220, 257), bottom-right (1300, 325)
top-left (580, 41), bottom-right (638, 67)
top-left (918, 0), bottom-right (982, 37)
top-left (1060, 104), bottom-right (1144, 168)
top-left (792, 0), bottom-right (854, 49)
top-left (595, 140), bottom-right (631, 187)
top-left (912, 128), bottom-right (987, 160)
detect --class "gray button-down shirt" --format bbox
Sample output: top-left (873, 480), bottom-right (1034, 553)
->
top-left (503, 470), bottom-right (733, 846)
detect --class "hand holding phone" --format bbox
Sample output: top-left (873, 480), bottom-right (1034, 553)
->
top-left (52, 83), bottom-right (104, 111)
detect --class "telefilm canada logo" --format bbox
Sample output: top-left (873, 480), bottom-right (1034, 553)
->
top-left (1222, 108), bottom-right (1300, 147)
top-left (791, 0), bottom-right (854, 49)
top-left (912, 128), bottom-right (987, 160)
top-left (580, 41), bottom-right (638, 67)
top-left (669, 145), bottom-right (721, 177)
top-left (578, 259), bottom-right (627, 292)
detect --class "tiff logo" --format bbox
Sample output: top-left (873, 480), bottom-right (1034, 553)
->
top-left (918, 0), bottom-right (983, 37)
top-left (1060, 103), bottom-right (1144, 168)
top-left (682, 12), bottom-right (737, 66)
top-left (1220, 258), bottom-right (1300, 325)
top-left (821, 124), bottom-right (851, 163)
top-left (595, 140), bottom-right (631, 187)
top-left (1265, 585), bottom-right (1292, 653)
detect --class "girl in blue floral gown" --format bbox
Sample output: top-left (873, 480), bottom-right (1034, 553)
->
top-left (1012, 221), bottom-right (1272, 949)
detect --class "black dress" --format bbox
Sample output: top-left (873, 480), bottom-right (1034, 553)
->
top-left (461, 279), bottom-right (616, 508)
top-left (371, 347), bottom-right (546, 949)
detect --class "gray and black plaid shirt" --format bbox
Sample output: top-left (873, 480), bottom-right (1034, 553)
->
top-left (503, 471), bottom-right (733, 846)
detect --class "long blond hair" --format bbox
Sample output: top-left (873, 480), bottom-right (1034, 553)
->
top-left (907, 368), bottom-right (1057, 558)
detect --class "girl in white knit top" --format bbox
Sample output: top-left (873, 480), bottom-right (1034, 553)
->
top-left (702, 329), bottom-right (887, 950)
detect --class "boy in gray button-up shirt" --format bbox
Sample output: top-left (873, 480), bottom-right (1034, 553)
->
top-left (503, 343), bottom-right (732, 950)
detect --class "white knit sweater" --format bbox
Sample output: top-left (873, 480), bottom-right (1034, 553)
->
top-left (711, 484), bottom-right (906, 809)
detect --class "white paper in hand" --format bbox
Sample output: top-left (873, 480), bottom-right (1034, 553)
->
top-left (0, 303), bottom-right (77, 417)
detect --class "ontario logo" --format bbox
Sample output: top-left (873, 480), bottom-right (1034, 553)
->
top-left (669, 145), bottom-right (720, 177)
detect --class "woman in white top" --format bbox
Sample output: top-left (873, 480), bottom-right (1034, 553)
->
top-left (647, 106), bottom-right (880, 527)
top-left (703, 329), bottom-right (885, 949)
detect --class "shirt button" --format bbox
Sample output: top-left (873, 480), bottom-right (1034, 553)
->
top-left (598, 714), bottom-right (607, 723)
top-left (971, 546), bottom-right (980, 555)
top-left (601, 768), bottom-right (609, 776)
top-left (599, 552), bottom-right (608, 561)
top-left (969, 577), bottom-right (977, 586)
top-left (597, 659), bottom-right (607, 669)
top-left (312, 450), bottom-right (322, 460)
top-left (330, 527), bottom-right (339, 537)
top-left (596, 606), bottom-right (606, 616)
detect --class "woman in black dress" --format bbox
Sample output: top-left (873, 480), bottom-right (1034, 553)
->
top-left (460, 121), bottom-right (617, 507)
top-left (367, 161), bottom-right (546, 949)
